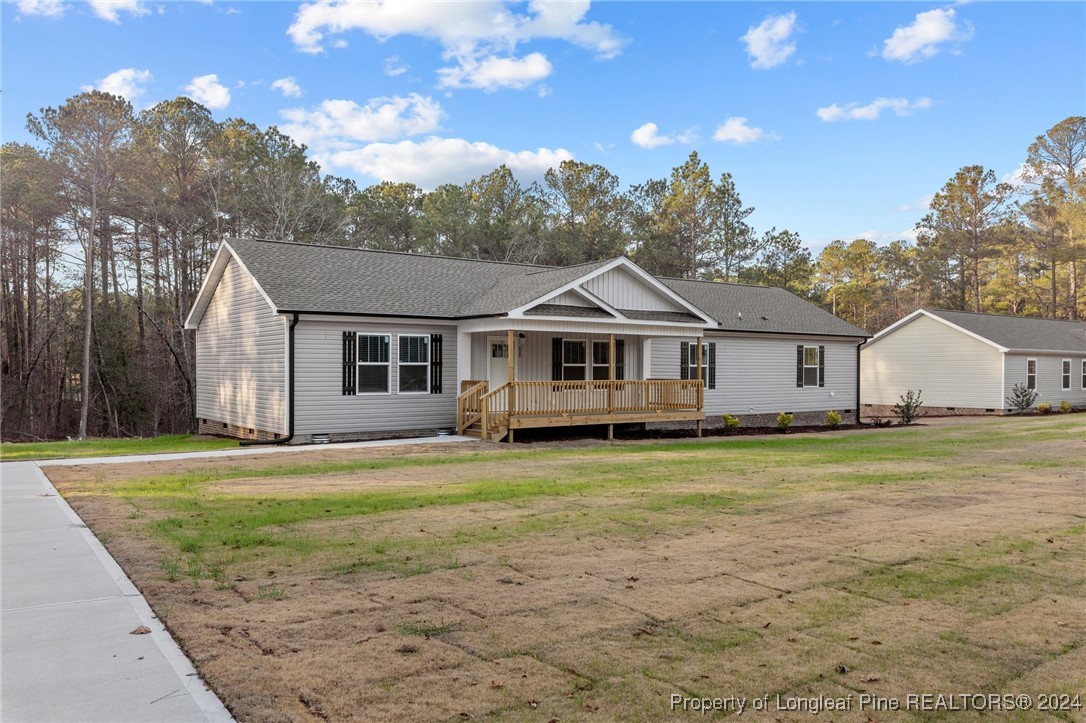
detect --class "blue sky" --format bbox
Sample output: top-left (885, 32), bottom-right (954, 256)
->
top-left (4, 1), bottom-right (1083, 253)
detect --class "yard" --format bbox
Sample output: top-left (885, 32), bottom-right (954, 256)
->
top-left (47, 416), bottom-right (1085, 722)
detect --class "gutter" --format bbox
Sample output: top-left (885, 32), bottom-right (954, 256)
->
top-left (241, 312), bottom-right (299, 446)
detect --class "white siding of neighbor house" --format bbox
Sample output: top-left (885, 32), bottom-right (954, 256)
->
top-left (860, 314), bottom-right (1003, 409)
top-left (469, 331), bottom-right (642, 382)
top-left (582, 267), bottom-right (683, 311)
top-left (195, 258), bottom-right (287, 434)
top-left (649, 333), bottom-right (859, 415)
top-left (1003, 353), bottom-right (1086, 409)
top-left (294, 319), bottom-right (458, 435)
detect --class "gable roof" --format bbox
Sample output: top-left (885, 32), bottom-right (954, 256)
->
top-left (185, 238), bottom-right (869, 339)
top-left (911, 309), bottom-right (1086, 353)
top-left (662, 278), bottom-right (870, 338)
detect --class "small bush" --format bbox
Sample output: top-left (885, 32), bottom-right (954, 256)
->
top-left (721, 414), bottom-right (741, 434)
top-left (776, 412), bottom-right (793, 432)
top-left (1037, 401), bottom-right (1052, 415)
top-left (1005, 383), bottom-right (1038, 414)
top-left (893, 389), bottom-right (923, 425)
top-left (826, 410), bottom-right (841, 429)
top-left (1059, 400), bottom-right (1072, 413)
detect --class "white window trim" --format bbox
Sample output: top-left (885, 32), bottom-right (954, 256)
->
top-left (357, 334), bottom-right (391, 395)
top-left (592, 340), bottom-right (611, 381)
top-left (687, 341), bottom-right (709, 388)
top-left (1026, 358), bottom-right (1037, 390)
top-left (562, 339), bottom-right (587, 381)
top-left (1061, 358), bottom-right (1071, 391)
top-left (1081, 359), bottom-right (1086, 391)
top-left (801, 345), bottom-right (819, 388)
top-left (398, 334), bottom-right (430, 395)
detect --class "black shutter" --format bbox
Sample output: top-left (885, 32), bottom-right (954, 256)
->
top-left (818, 345), bottom-right (825, 387)
top-left (679, 342), bottom-right (690, 380)
top-left (430, 334), bottom-right (443, 394)
top-left (552, 337), bottom-right (563, 381)
top-left (707, 342), bottom-right (716, 390)
top-left (615, 339), bottom-right (625, 381)
top-left (342, 331), bottom-right (357, 395)
top-left (796, 345), bottom-right (804, 387)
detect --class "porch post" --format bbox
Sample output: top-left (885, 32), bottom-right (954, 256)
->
top-left (695, 335), bottom-right (703, 437)
top-left (607, 334), bottom-right (616, 441)
top-left (507, 329), bottom-right (516, 443)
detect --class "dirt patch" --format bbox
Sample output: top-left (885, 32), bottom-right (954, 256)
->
top-left (50, 417), bottom-right (1086, 722)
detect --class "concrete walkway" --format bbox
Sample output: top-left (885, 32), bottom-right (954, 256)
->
top-left (1, 461), bottom-right (233, 722)
top-left (37, 433), bottom-right (475, 467)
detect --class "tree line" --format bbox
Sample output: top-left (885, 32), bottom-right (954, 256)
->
top-left (1, 90), bottom-right (1082, 440)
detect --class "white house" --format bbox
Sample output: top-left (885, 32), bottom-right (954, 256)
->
top-left (861, 308), bottom-right (1086, 416)
top-left (184, 239), bottom-right (869, 443)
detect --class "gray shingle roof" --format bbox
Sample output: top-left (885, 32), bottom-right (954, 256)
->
top-left (524, 304), bottom-right (612, 318)
top-left (217, 239), bottom-right (869, 339)
top-left (620, 309), bottom-right (704, 323)
top-left (662, 278), bottom-right (870, 338)
top-left (925, 309), bottom-right (1086, 353)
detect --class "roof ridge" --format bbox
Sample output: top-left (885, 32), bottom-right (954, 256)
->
top-left (521, 257), bottom-right (615, 276)
top-left (662, 275), bottom-right (782, 291)
top-left (926, 307), bottom-right (1085, 324)
top-left (228, 237), bottom-right (552, 269)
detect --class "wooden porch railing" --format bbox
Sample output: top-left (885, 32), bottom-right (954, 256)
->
top-left (461, 379), bottom-right (703, 440)
top-left (456, 380), bottom-right (488, 434)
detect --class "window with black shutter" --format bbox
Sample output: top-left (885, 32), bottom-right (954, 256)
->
top-left (342, 331), bottom-right (357, 395)
top-left (429, 334), bottom-right (443, 393)
top-left (707, 342), bottom-right (716, 390)
top-left (797, 345), bottom-right (820, 387)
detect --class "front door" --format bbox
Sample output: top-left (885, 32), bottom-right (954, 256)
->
top-left (488, 337), bottom-right (511, 389)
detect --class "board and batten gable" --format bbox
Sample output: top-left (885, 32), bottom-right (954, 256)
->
top-left (195, 257), bottom-right (287, 435)
top-left (861, 313), bottom-right (1003, 409)
top-left (293, 318), bottom-right (458, 437)
top-left (1002, 353), bottom-right (1086, 408)
top-left (581, 266), bottom-right (685, 312)
top-left (648, 334), bottom-right (858, 416)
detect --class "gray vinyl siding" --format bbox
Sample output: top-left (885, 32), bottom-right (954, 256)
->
top-left (549, 290), bottom-right (593, 307)
top-left (582, 267), bottom-right (681, 311)
top-left (470, 332), bottom-right (642, 382)
top-left (195, 258), bottom-right (286, 434)
top-left (861, 314), bottom-right (1003, 408)
top-left (649, 334), bottom-right (858, 415)
top-left (294, 320), bottom-right (457, 435)
top-left (1002, 353), bottom-right (1086, 409)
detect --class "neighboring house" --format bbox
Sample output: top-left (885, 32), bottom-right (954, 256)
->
top-left (861, 308), bottom-right (1086, 416)
top-left (184, 239), bottom-right (869, 443)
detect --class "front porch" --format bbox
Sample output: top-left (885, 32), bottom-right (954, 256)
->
top-left (456, 329), bottom-right (706, 442)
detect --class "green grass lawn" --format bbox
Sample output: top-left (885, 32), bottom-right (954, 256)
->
top-left (0, 434), bottom-right (238, 461)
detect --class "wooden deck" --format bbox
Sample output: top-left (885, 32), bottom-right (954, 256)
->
top-left (457, 379), bottom-right (704, 442)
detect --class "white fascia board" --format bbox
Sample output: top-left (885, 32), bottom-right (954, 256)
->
top-left (183, 240), bottom-right (280, 329)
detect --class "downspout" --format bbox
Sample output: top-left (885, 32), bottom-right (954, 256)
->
top-left (855, 341), bottom-right (864, 426)
top-left (241, 312), bottom-right (299, 446)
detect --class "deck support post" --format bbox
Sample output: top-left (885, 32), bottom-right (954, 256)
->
top-left (607, 424), bottom-right (614, 441)
top-left (507, 329), bottom-right (516, 443)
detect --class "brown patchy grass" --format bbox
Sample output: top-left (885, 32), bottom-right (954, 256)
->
top-left (48, 416), bottom-right (1086, 722)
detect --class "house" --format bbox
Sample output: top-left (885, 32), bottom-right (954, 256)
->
top-left (183, 239), bottom-right (869, 443)
top-left (860, 308), bottom-right (1086, 416)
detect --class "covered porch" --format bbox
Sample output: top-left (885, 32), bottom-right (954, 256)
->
top-left (456, 327), bottom-right (707, 442)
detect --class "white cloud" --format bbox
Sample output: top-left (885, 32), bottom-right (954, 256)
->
top-left (287, 0), bottom-right (623, 91)
top-left (438, 52), bottom-right (553, 91)
top-left (185, 74), bottom-right (231, 110)
top-left (816, 96), bottom-right (932, 122)
top-left (88, 0), bottom-right (149, 23)
top-left (16, 0), bottom-right (66, 17)
top-left (328, 137), bottom-right (572, 188)
top-left (740, 12), bottom-right (798, 69)
top-left (882, 8), bottom-right (973, 63)
top-left (1002, 163), bottom-right (1030, 189)
top-left (81, 68), bottom-right (153, 101)
top-left (713, 117), bottom-right (770, 145)
top-left (896, 195), bottom-right (934, 212)
top-left (271, 76), bottom-right (303, 98)
top-left (630, 122), bottom-right (675, 150)
top-left (384, 56), bottom-right (408, 77)
top-left (280, 94), bottom-right (444, 152)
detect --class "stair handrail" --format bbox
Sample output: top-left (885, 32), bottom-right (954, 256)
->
top-left (456, 380), bottom-right (489, 434)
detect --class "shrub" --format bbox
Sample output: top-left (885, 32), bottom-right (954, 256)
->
top-left (1037, 401), bottom-right (1052, 414)
top-left (893, 389), bottom-right (923, 425)
top-left (776, 412), bottom-right (793, 432)
top-left (826, 410), bottom-right (841, 429)
top-left (1005, 383), bottom-right (1038, 414)
top-left (1059, 400), bottom-right (1072, 414)
top-left (721, 413), bottom-right (741, 434)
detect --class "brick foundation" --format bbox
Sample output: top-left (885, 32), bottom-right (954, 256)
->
top-left (199, 419), bottom-right (447, 445)
top-left (198, 419), bottom-right (282, 441)
top-left (861, 404), bottom-right (1006, 420)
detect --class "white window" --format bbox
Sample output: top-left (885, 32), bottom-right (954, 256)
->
top-left (592, 341), bottom-right (611, 381)
top-left (1081, 360), bottom-right (1086, 390)
top-left (562, 340), bottom-right (587, 380)
top-left (1062, 359), bottom-right (1071, 391)
top-left (687, 342), bottom-right (709, 387)
top-left (398, 335), bottom-right (430, 393)
top-left (802, 345), bottom-right (820, 388)
top-left (358, 335), bottom-right (390, 394)
top-left (1026, 359), bottom-right (1036, 390)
